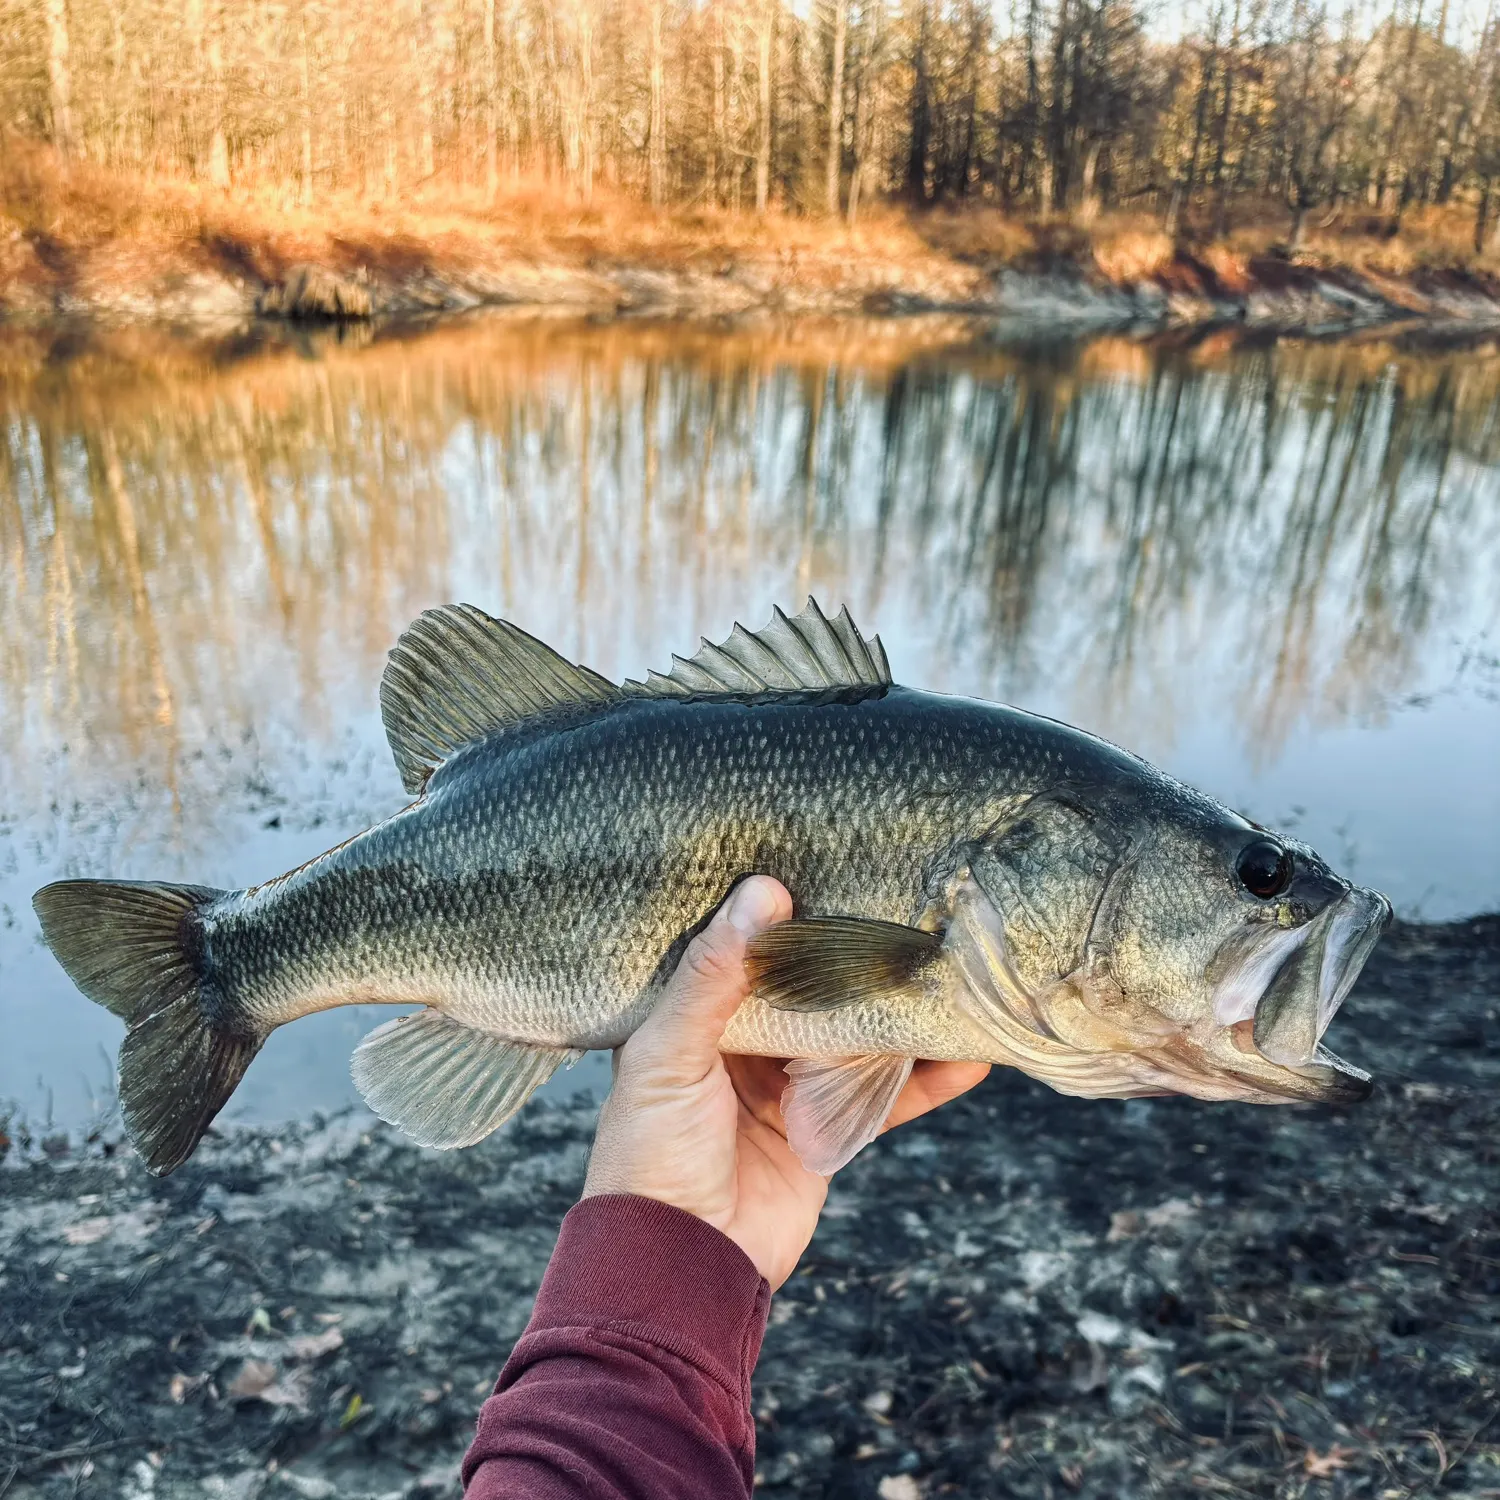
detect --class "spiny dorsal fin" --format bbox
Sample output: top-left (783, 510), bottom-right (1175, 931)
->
top-left (628, 599), bottom-right (892, 698)
top-left (381, 604), bottom-right (621, 794)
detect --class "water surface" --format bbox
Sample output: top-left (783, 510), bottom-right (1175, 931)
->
top-left (3, 314), bottom-right (1497, 1133)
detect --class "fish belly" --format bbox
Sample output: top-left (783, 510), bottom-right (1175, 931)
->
top-left (721, 993), bottom-right (992, 1063)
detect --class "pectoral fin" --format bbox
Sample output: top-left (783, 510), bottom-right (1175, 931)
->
top-left (746, 918), bottom-right (942, 1012)
top-left (782, 1054), bottom-right (915, 1174)
top-left (352, 1009), bottom-right (578, 1149)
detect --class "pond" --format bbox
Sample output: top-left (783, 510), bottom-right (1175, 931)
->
top-left (2, 313), bottom-right (1498, 1136)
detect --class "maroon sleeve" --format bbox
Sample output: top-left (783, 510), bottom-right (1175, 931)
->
top-left (462, 1194), bottom-right (771, 1500)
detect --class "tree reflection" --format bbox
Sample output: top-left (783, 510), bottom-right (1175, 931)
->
top-left (2, 316), bottom-right (1497, 846)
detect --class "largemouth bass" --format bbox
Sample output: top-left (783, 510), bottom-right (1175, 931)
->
top-left (35, 600), bottom-right (1390, 1177)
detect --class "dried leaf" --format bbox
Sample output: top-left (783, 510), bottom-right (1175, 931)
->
top-left (227, 1359), bottom-right (277, 1399)
top-left (285, 1327), bottom-right (344, 1361)
top-left (1303, 1445), bottom-right (1354, 1478)
top-left (227, 1359), bottom-right (312, 1413)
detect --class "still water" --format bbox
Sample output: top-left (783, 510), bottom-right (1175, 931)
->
top-left (2, 314), bottom-right (1497, 1135)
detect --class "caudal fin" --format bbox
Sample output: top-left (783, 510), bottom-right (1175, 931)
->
top-left (33, 880), bottom-right (260, 1175)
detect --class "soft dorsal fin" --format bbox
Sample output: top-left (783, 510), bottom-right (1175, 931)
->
top-left (628, 598), bottom-right (892, 698)
top-left (381, 604), bottom-right (621, 794)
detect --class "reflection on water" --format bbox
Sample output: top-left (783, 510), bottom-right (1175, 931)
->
top-left (2, 315), bottom-right (1497, 1131)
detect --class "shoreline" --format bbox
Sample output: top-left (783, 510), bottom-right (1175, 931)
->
top-left (4, 913), bottom-right (1499, 1498)
top-left (7, 150), bottom-right (1500, 340)
top-left (7, 248), bottom-right (1500, 341)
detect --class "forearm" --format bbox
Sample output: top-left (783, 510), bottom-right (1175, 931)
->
top-left (463, 1194), bottom-right (770, 1500)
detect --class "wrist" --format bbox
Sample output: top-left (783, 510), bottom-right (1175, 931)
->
top-left (524, 1194), bottom-right (770, 1389)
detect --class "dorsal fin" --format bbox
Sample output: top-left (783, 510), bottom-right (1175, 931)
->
top-left (381, 604), bottom-right (621, 794)
top-left (628, 598), bottom-right (892, 698)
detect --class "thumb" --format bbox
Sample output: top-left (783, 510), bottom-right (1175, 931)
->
top-left (632, 876), bottom-right (792, 1081)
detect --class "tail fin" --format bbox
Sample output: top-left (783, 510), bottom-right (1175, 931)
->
top-left (33, 880), bottom-right (260, 1175)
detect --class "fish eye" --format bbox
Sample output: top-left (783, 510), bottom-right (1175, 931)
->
top-left (1236, 838), bottom-right (1294, 899)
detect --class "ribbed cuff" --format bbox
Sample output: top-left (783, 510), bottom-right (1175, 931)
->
top-left (521, 1194), bottom-right (771, 1396)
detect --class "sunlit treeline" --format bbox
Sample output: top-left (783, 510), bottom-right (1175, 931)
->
top-left (2, 317), bottom-right (1498, 842)
top-left (6, 0), bottom-right (1500, 240)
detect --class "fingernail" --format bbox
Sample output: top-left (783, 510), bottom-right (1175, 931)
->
top-left (726, 878), bottom-right (780, 934)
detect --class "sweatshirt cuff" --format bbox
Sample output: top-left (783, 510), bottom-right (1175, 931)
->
top-left (515, 1194), bottom-right (771, 1395)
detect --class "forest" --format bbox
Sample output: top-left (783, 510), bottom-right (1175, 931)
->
top-left (3, 0), bottom-right (1500, 253)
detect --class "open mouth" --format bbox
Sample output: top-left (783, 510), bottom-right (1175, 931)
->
top-left (1213, 887), bottom-right (1392, 1095)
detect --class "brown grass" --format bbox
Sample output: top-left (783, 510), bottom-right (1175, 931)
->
top-left (5, 134), bottom-right (1500, 318)
top-left (0, 136), bottom-right (959, 301)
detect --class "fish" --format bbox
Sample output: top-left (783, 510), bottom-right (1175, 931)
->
top-left (33, 599), bottom-right (1392, 1178)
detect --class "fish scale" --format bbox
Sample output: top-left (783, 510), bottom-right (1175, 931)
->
top-left (33, 599), bottom-right (1390, 1176)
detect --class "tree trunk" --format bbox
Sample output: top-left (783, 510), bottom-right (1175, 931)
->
top-left (186, 0), bottom-right (231, 185)
top-left (846, 0), bottom-right (883, 226)
top-left (709, 2), bottom-right (724, 206)
top-left (1046, 0), bottom-right (1070, 211)
top-left (483, 0), bottom-right (497, 198)
top-left (755, 4), bottom-right (774, 212)
top-left (1183, 33), bottom-right (1218, 225)
top-left (648, 0), bottom-right (666, 207)
top-left (1079, 138), bottom-right (1101, 223)
top-left (906, 0), bottom-right (931, 202)
top-left (1379, 0), bottom-right (1425, 223)
top-left (299, 14), bottom-right (314, 204)
top-left (825, 0), bottom-right (847, 216)
top-left (1023, 0), bottom-right (1042, 205)
top-left (415, 0), bottom-right (437, 181)
top-left (578, 1), bottom-right (595, 205)
top-left (1211, 0), bottom-right (1242, 207)
top-left (45, 0), bottom-right (75, 158)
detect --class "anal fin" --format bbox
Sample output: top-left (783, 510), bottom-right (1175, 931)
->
top-left (782, 1054), bottom-right (914, 1175)
top-left (351, 1009), bottom-right (576, 1149)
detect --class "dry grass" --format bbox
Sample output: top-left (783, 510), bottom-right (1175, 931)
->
top-left (1089, 218), bottom-right (1177, 282)
top-left (5, 134), bottom-right (1500, 316)
top-left (0, 135), bottom-right (953, 296)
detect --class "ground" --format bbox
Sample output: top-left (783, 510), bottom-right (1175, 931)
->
top-left (2, 915), bottom-right (1498, 1500)
top-left (6, 137), bottom-right (1500, 334)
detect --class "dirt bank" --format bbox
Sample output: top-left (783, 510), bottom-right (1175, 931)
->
top-left (10, 231), bottom-right (1500, 338)
top-left (6, 144), bottom-right (1500, 337)
top-left (3, 914), bottom-right (1498, 1499)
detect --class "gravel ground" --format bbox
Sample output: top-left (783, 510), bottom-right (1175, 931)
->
top-left (2, 915), bottom-right (1497, 1500)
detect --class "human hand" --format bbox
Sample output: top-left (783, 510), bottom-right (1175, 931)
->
top-left (581, 876), bottom-right (991, 1290)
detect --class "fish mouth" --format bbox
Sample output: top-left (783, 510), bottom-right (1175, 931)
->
top-left (1213, 887), bottom-right (1392, 1100)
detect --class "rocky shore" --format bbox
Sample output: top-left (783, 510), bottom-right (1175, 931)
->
top-left (3, 913), bottom-right (1499, 1500)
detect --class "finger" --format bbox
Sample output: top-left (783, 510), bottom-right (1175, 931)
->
top-left (631, 876), bottom-right (793, 1082)
top-left (881, 1060), bottom-right (991, 1132)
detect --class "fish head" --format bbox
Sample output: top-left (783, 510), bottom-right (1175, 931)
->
top-left (1080, 806), bottom-right (1391, 1104)
top-left (1110, 810), bottom-right (1386, 1104)
top-left (957, 792), bottom-right (1390, 1107)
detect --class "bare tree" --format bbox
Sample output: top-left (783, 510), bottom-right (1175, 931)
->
top-left (825, 0), bottom-right (847, 214)
top-left (44, 0), bottom-right (73, 157)
top-left (1, 0), bottom-right (1495, 247)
